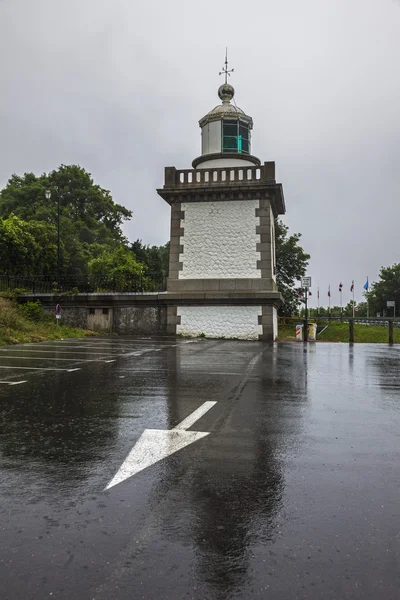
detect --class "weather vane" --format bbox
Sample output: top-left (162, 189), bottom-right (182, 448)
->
top-left (219, 48), bottom-right (234, 84)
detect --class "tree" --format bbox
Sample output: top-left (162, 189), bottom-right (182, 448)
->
top-left (354, 301), bottom-right (368, 317)
top-left (131, 240), bottom-right (169, 288)
top-left (275, 220), bottom-right (310, 316)
top-left (0, 214), bottom-right (58, 276)
top-left (0, 165), bottom-right (132, 275)
top-left (367, 264), bottom-right (400, 317)
top-left (88, 247), bottom-right (145, 292)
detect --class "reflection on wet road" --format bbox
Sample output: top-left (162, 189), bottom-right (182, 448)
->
top-left (0, 338), bottom-right (400, 599)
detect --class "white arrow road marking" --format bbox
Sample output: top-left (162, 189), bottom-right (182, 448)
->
top-left (104, 401), bottom-right (217, 491)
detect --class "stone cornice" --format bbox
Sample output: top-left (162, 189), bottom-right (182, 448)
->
top-left (157, 183), bottom-right (285, 217)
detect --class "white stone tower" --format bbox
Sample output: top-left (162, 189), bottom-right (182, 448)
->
top-left (157, 66), bottom-right (285, 340)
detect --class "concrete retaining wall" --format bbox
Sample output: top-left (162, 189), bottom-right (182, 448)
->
top-left (43, 304), bottom-right (166, 335)
top-left (114, 307), bottom-right (166, 335)
top-left (19, 291), bottom-right (282, 340)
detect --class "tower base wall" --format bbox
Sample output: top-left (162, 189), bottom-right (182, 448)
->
top-left (177, 305), bottom-right (262, 340)
top-left (170, 303), bottom-right (278, 341)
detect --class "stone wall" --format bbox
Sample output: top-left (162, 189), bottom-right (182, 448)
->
top-left (21, 292), bottom-right (281, 340)
top-left (113, 307), bottom-right (167, 335)
top-left (43, 306), bottom-right (88, 329)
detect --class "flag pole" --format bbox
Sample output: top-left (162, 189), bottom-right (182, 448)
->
top-left (329, 286), bottom-right (331, 321)
top-left (317, 287), bottom-right (319, 316)
top-left (340, 288), bottom-right (343, 321)
top-left (352, 281), bottom-right (355, 318)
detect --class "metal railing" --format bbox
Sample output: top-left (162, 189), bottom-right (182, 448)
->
top-left (0, 274), bottom-right (167, 295)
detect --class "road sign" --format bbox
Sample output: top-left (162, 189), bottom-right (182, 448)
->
top-left (355, 306), bottom-right (359, 312)
top-left (56, 315), bottom-right (62, 320)
top-left (387, 301), bottom-right (395, 308)
top-left (301, 276), bottom-right (312, 288)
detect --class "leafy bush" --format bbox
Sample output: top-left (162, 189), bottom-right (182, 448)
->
top-left (18, 300), bottom-right (43, 322)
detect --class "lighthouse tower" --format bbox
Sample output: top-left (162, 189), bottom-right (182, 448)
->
top-left (157, 63), bottom-right (286, 340)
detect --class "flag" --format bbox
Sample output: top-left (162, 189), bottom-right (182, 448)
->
top-left (317, 288), bottom-right (320, 299)
top-left (363, 277), bottom-right (369, 291)
top-left (308, 291), bottom-right (312, 297)
top-left (350, 280), bottom-right (354, 292)
top-left (328, 286), bottom-right (331, 297)
top-left (339, 282), bottom-right (343, 292)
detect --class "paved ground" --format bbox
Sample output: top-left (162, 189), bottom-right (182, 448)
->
top-left (0, 337), bottom-right (400, 599)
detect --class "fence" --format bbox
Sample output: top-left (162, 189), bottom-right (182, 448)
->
top-left (0, 274), bottom-right (167, 295)
top-left (279, 317), bottom-right (400, 344)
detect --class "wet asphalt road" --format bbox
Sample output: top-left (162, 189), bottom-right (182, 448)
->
top-left (0, 337), bottom-right (400, 599)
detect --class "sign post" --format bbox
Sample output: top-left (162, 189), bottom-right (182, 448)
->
top-left (301, 277), bottom-right (312, 343)
top-left (56, 304), bottom-right (61, 327)
top-left (387, 300), bottom-right (395, 318)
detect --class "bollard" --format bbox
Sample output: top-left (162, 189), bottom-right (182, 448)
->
top-left (349, 319), bottom-right (354, 344)
top-left (388, 319), bottom-right (394, 345)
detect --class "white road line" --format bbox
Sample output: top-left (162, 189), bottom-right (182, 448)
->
top-left (104, 360), bottom-right (116, 363)
top-left (0, 366), bottom-right (72, 371)
top-left (0, 348), bottom-right (110, 356)
top-left (105, 401), bottom-right (217, 490)
top-left (0, 380), bottom-right (27, 385)
top-left (173, 401), bottom-right (217, 431)
top-left (0, 356), bottom-right (85, 362)
top-left (76, 340), bottom-right (177, 345)
top-left (67, 368), bottom-right (81, 372)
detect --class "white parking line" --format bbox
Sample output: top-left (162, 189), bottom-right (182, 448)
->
top-left (0, 366), bottom-right (79, 372)
top-left (0, 348), bottom-right (110, 356)
top-left (0, 356), bottom-right (85, 362)
top-left (0, 380), bottom-right (27, 385)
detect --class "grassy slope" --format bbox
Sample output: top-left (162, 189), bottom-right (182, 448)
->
top-left (0, 297), bottom-right (96, 346)
top-left (278, 321), bottom-right (400, 343)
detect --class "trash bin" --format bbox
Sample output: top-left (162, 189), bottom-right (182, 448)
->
top-left (308, 322), bottom-right (317, 341)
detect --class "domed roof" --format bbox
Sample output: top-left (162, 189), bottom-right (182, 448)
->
top-left (199, 84), bottom-right (253, 128)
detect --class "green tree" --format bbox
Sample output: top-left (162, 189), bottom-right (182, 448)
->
top-left (88, 246), bottom-right (146, 292)
top-left (354, 301), bottom-right (368, 317)
top-left (275, 220), bottom-right (310, 316)
top-left (0, 214), bottom-right (58, 276)
top-left (367, 264), bottom-right (400, 317)
top-left (0, 165), bottom-right (132, 276)
top-left (131, 240), bottom-right (169, 288)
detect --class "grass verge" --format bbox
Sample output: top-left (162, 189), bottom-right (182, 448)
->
top-left (278, 320), bottom-right (400, 343)
top-left (0, 297), bottom-right (97, 345)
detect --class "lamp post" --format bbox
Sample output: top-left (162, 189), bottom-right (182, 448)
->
top-left (45, 187), bottom-right (60, 284)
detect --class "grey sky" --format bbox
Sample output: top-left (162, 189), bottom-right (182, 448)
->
top-left (1, 0), bottom-right (399, 308)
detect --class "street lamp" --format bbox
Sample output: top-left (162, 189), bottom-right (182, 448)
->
top-left (44, 187), bottom-right (60, 284)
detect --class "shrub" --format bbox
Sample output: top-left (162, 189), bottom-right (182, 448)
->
top-left (18, 300), bottom-right (43, 322)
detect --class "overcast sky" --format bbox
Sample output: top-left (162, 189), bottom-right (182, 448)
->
top-left (1, 0), bottom-right (399, 307)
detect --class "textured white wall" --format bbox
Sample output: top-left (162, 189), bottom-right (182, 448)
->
top-left (180, 200), bottom-right (260, 279)
top-left (177, 306), bottom-right (262, 340)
